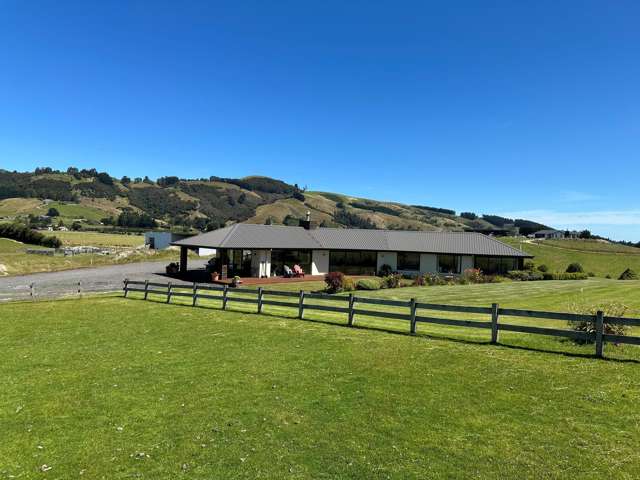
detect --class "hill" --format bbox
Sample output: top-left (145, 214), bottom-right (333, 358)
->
top-left (502, 237), bottom-right (640, 278)
top-left (0, 167), bottom-right (549, 234)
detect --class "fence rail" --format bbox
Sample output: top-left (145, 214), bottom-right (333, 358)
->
top-left (123, 279), bottom-right (640, 359)
top-left (0, 280), bottom-right (122, 302)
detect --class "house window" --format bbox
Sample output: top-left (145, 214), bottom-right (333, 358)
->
top-left (474, 256), bottom-right (518, 274)
top-left (397, 252), bottom-right (420, 271)
top-left (271, 249), bottom-right (312, 276)
top-left (329, 250), bottom-right (377, 275)
top-left (437, 254), bottom-right (460, 274)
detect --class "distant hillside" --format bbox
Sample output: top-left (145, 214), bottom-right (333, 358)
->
top-left (0, 167), bottom-right (550, 234)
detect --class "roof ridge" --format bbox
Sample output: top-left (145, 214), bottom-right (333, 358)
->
top-left (480, 233), bottom-right (528, 256)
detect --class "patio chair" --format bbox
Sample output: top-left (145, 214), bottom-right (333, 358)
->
top-left (283, 265), bottom-right (293, 277)
top-left (293, 264), bottom-right (305, 277)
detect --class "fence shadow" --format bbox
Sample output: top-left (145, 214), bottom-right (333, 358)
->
top-left (126, 293), bottom-right (640, 364)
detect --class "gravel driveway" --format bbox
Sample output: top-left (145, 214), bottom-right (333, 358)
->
top-left (0, 259), bottom-right (208, 301)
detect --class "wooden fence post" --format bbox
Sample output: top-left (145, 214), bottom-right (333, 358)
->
top-left (257, 287), bottom-right (264, 314)
top-left (222, 285), bottom-right (228, 310)
top-left (348, 294), bottom-right (355, 326)
top-left (77, 281), bottom-right (82, 297)
top-left (298, 290), bottom-right (305, 319)
top-left (410, 298), bottom-right (417, 334)
top-left (166, 282), bottom-right (172, 303)
top-left (192, 282), bottom-right (198, 307)
top-left (30, 282), bottom-right (35, 301)
top-left (123, 279), bottom-right (129, 298)
top-left (491, 303), bottom-right (499, 344)
top-left (143, 280), bottom-right (149, 300)
top-left (595, 310), bottom-right (604, 358)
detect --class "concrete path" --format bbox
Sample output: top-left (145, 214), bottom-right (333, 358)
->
top-left (0, 259), bottom-right (208, 300)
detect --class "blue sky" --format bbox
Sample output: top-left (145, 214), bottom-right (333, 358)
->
top-left (1, 1), bottom-right (639, 240)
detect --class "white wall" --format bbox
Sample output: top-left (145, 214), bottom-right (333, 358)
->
top-left (250, 249), bottom-right (271, 277)
top-left (377, 252), bottom-right (397, 272)
top-left (312, 250), bottom-right (329, 275)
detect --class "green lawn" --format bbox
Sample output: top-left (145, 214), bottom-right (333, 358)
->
top-left (502, 237), bottom-right (640, 278)
top-left (46, 230), bottom-right (145, 247)
top-left (1, 280), bottom-right (640, 478)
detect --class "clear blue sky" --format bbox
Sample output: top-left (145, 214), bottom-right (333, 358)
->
top-left (1, 1), bottom-right (639, 240)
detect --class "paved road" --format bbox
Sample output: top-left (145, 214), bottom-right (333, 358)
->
top-left (0, 259), bottom-right (208, 300)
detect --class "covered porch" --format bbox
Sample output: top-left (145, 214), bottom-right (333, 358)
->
top-left (178, 246), bottom-right (315, 280)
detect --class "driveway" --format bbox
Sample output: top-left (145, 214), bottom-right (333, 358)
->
top-left (0, 259), bottom-right (208, 301)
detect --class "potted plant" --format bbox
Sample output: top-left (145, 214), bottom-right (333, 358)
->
top-left (231, 275), bottom-right (242, 287)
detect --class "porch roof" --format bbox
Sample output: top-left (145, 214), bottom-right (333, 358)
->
top-left (173, 224), bottom-right (532, 258)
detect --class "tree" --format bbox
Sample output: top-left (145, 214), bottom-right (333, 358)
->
top-left (460, 212), bottom-right (478, 220)
top-left (96, 172), bottom-right (113, 185)
top-left (121, 176), bottom-right (131, 185)
top-left (566, 263), bottom-right (584, 273)
top-left (578, 230), bottom-right (592, 239)
top-left (71, 221), bottom-right (82, 231)
top-left (47, 207), bottom-right (60, 217)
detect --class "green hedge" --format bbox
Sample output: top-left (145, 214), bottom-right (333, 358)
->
top-left (0, 223), bottom-right (61, 248)
top-left (356, 278), bottom-right (383, 290)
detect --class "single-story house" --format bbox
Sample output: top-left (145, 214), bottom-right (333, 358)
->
top-left (172, 222), bottom-right (532, 278)
top-left (532, 229), bottom-right (564, 239)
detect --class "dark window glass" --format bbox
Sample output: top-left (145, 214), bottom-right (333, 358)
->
top-left (397, 252), bottom-right (420, 271)
top-left (329, 250), bottom-right (377, 275)
top-left (437, 254), bottom-right (460, 274)
top-left (474, 256), bottom-right (517, 274)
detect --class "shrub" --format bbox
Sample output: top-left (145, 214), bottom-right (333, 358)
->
top-left (566, 263), bottom-right (584, 273)
top-left (324, 272), bottom-right (345, 293)
top-left (382, 273), bottom-right (402, 289)
top-left (587, 272), bottom-right (595, 277)
top-left (537, 264), bottom-right (549, 273)
top-left (462, 268), bottom-right (484, 283)
top-left (378, 264), bottom-right (393, 276)
top-left (424, 273), bottom-right (447, 286)
top-left (46, 207), bottom-right (60, 217)
top-left (523, 260), bottom-right (535, 271)
top-left (343, 276), bottom-right (356, 292)
top-left (545, 272), bottom-right (589, 280)
top-left (619, 268), bottom-right (638, 280)
top-left (568, 302), bottom-right (630, 339)
top-left (356, 278), bottom-right (382, 290)
top-left (413, 275), bottom-right (426, 286)
top-left (0, 223), bottom-right (61, 249)
top-left (605, 274), bottom-right (612, 279)
top-left (507, 270), bottom-right (544, 281)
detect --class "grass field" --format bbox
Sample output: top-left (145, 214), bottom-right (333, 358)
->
top-left (0, 238), bottom-right (176, 276)
top-left (47, 231), bottom-right (145, 247)
top-left (2, 280), bottom-right (640, 478)
top-left (503, 237), bottom-right (640, 278)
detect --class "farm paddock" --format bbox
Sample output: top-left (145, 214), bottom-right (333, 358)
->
top-left (1, 280), bottom-right (639, 478)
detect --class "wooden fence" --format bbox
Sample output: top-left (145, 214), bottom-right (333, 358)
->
top-left (123, 279), bottom-right (640, 359)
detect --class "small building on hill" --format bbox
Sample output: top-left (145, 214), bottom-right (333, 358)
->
top-left (172, 220), bottom-right (532, 278)
top-left (532, 229), bottom-right (564, 239)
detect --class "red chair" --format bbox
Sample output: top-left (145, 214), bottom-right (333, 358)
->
top-left (293, 264), bottom-right (305, 277)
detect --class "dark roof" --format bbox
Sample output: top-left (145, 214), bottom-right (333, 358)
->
top-left (173, 224), bottom-right (532, 257)
top-left (534, 229), bottom-right (562, 234)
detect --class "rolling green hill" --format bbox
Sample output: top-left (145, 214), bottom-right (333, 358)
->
top-left (502, 238), bottom-right (640, 278)
top-left (0, 167), bottom-right (549, 234)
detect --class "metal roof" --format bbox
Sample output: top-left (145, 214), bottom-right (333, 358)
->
top-left (173, 224), bottom-right (532, 257)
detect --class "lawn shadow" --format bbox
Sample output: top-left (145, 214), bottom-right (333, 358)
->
top-left (124, 294), bottom-right (640, 364)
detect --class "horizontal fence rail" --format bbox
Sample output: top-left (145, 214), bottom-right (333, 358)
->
top-left (0, 280), bottom-right (123, 302)
top-left (123, 279), bottom-right (640, 359)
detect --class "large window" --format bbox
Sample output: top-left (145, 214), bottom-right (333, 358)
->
top-left (271, 249), bottom-right (312, 276)
top-left (329, 250), bottom-right (377, 275)
top-left (230, 249), bottom-right (253, 276)
top-left (437, 254), bottom-right (460, 274)
top-left (474, 256), bottom-right (518, 274)
top-left (397, 252), bottom-right (420, 271)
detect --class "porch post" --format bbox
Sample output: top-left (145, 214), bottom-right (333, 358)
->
top-left (179, 246), bottom-right (188, 273)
